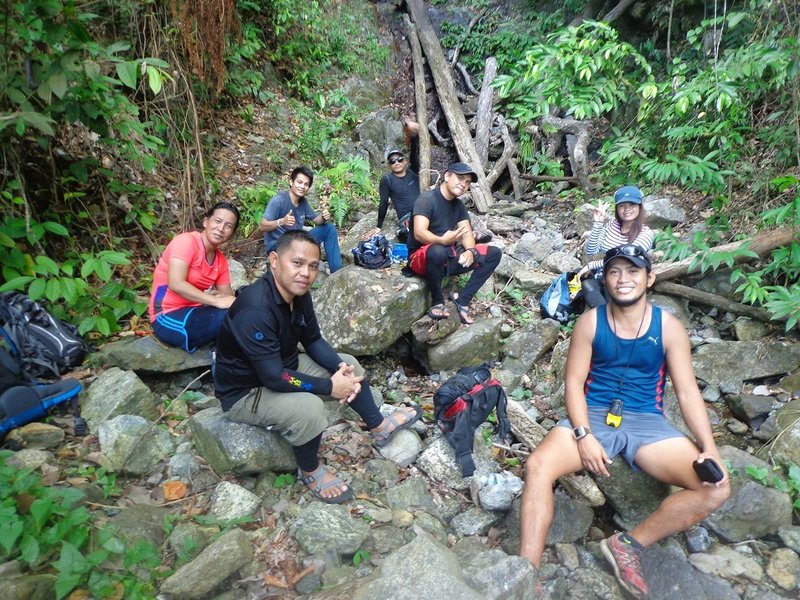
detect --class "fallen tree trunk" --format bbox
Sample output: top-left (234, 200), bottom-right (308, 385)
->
top-left (407, 0), bottom-right (493, 212)
top-left (474, 57), bottom-right (497, 168)
top-left (506, 399), bottom-right (605, 507)
top-left (653, 281), bottom-right (776, 323)
top-left (653, 227), bottom-right (795, 282)
top-left (403, 15), bottom-right (431, 191)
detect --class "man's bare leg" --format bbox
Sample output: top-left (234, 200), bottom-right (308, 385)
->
top-left (519, 427), bottom-right (584, 567)
top-left (628, 436), bottom-right (731, 547)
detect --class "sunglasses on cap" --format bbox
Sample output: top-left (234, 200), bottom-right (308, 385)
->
top-left (388, 156), bottom-right (405, 165)
top-left (603, 244), bottom-right (652, 269)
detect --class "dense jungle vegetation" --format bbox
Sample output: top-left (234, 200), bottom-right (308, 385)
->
top-left (0, 1), bottom-right (799, 597)
top-left (0, 0), bottom-right (798, 345)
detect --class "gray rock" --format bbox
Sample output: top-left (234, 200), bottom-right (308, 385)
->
top-left (384, 476), bottom-right (438, 514)
top-left (643, 196), bottom-right (686, 228)
top-left (513, 269), bottom-right (558, 296)
top-left (168, 451), bottom-right (201, 480)
top-left (766, 547), bottom-right (800, 591)
top-left (410, 310), bottom-right (461, 345)
top-left (416, 435), bottom-right (499, 492)
top-left (461, 548), bottom-right (538, 600)
top-left (1, 574), bottom-right (57, 600)
top-left (6, 448), bottom-right (51, 470)
top-left (188, 408), bottom-right (295, 475)
top-left (451, 506), bottom-right (502, 536)
top-left (685, 525), bottom-right (712, 553)
top-left (692, 341), bottom-right (800, 389)
top-left (779, 525), bottom-right (800, 554)
top-left (4, 423), bottom-right (64, 449)
top-left (350, 107), bottom-right (402, 171)
top-left (168, 521), bottom-right (220, 561)
top-left (226, 258), bottom-right (248, 291)
top-left (644, 543), bottom-right (740, 600)
top-left (689, 543), bottom-right (764, 582)
top-left (413, 511), bottom-right (449, 545)
top-left (159, 527), bottom-right (253, 599)
top-left (315, 266), bottom-right (428, 355)
top-left (365, 525), bottom-right (412, 555)
top-left (82, 367), bottom-right (158, 431)
top-left (477, 472), bottom-right (523, 512)
top-left (290, 502), bottom-right (370, 555)
top-left (541, 251), bottom-right (581, 274)
top-left (375, 411), bottom-right (423, 468)
top-left (209, 481), bottom-right (261, 522)
top-left (733, 317), bottom-right (771, 341)
top-left (726, 394), bottom-right (775, 425)
top-left (364, 458), bottom-right (399, 488)
top-left (94, 336), bottom-right (212, 373)
top-left (771, 400), bottom-right (800, 467)
top-left (594, 459), bottom-right (670, 529)
top-left (778, 370), bottom-right (800, 396)
top-left (705, 479), bottom-right (792, 542)
top-left (109, 505), bottom-right (170, 547)
top-left (98, 415), bottom-right (175, 475)
top-left (508, 230), bottom-right (565, 267)
top-left (649, 293), bottom-right (690, 329)
top-left (348, 535), bottom-right (484, 600)
top-left (500, 319), bottom-right (561, 378)
top-left (425, 317), bottom-right (503, 372)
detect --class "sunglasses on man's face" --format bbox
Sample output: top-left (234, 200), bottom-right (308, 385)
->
top-left (388, 157), bottom-right (405, 165)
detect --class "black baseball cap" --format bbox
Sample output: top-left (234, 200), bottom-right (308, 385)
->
top-left (603, 245), bottom-right (652, 272)
top-left (385, 149), bottom-right (404, 162)
top-left (446, 162), bottom-right (478, 182)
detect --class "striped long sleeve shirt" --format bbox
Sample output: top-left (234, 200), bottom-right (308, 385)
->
top-left (585, 220), bottom-right (655, 273)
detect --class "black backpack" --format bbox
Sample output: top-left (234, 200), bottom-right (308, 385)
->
top-left (0, 291), bottom-right (87, 379)
top-left (433, 364), bottom-right (511, 477)
top-left (0, 346), bottom-right (86, 439)
top-left (352, 234), bottom-right (391, 269)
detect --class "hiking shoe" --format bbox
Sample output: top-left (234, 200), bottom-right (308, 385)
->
top-left (600, 533), bottom-right (649, 599)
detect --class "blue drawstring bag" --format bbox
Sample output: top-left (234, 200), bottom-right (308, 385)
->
top-left (539, 272), bottom-right (583, 324)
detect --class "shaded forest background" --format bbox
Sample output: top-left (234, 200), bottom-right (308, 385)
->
top-left (1, 0), bottom-right (798, 336)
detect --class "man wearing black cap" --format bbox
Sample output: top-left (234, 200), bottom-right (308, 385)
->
top-left (376, 149), bottom-right (419, 236)
top-left (519, 245), bottom-right (729, 599)
top-left (407, 162), bottom-right (501, 324)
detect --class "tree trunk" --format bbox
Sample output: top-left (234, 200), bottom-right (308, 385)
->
top-left (653, 227), bottom-right (796, 282)
top-left (403, 15), bottom-right (431, 191)
top-left (506, 399), bottom-right (605, 506)
top-left (540, 115), bottom-right (595, 194)
top-left (653, 281), bottom-right (776, 323)
top-left (602, 0), bottom-right (639, 22)
top-left (474, 57), bottom-right (498, 168)
top-left (406, 0), bottom-right (493, 212)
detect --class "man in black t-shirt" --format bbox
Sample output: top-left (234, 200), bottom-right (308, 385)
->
top-left (215, 230), bottom-right (421, 504)
top-left (376, 149), bottom-right (419, 235)
top-left (407, 162), bottom-right (501, 325)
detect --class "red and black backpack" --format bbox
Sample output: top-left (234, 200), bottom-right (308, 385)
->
top-left (433, 363), bottom-right (511, 477)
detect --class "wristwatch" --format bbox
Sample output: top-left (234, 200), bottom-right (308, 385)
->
top-left (573, 426), bottom-right (592, 440)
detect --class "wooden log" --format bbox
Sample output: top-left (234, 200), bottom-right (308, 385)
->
top-left (521, 174), bottom-right (581, 183)
top-left (506, 399), bottom-right (606, 507)
top-left (403, 15), bottom-right (431, 191)
top-left (454, 61), bottom-right (479, 96)
top-left (474, 57), bottom-right (498, 168)
top-left (449, 9), bottom-right (485, 68)
top-left (485, 116), bottom-right (515, 188)
top-left (653, 281), bottom-right (776, 323)
top-left (542, 115), bottom-right (594, 193)
top-left (407, 0), bottom-right (493, 212)
top-left (653, 227), bottom-right (795, 282)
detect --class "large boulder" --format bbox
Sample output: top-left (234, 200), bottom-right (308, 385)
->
top-left (82, 367), bottom-right (159, 431)
top-left (692, 341), bottom-right (800, 389)
top-left (188, 408), bottom-right (295, 475)
top-left (423, 317), bottom-right (504, 372)
top-left (290, 502), bottom-right (370, 555)
top-left (594, 458), bottom-right (670, 529)
top-left (643, 195), bottom-right (686, 229)
top-left (496, 319), bottom-right (561, 391)
top-left (94, 335), bottom-right (212, 372)
top-left (97, 415), bottom-right (175, 475)
top-left (315, 266), bottom-right (428, 355)
top-left (770, 400), bottom-right (800, 467)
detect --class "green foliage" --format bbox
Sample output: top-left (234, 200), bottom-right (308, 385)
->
top-left (352, 549), bottom-right (371, 567)
top-left (318, 158), bottom-right (376, 227)
top-left (745, 463), bottom-right (800, 510)
top-left (273, 473), bottom-right (296, 489)
top-left (0, 451), bottom-right (156, 599)
top-left (64, 465), bottom-right (122, 499)
top-left (494, 20), bottom-right (655, 123)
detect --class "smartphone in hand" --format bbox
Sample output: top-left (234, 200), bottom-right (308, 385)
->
top-left (693, 457), bottom-right (724, 483)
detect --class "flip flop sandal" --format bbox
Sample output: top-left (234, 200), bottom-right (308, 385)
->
top-left (297, 465), bottom-right (354, 504)
top-left (373, 404), bottom-right (424, 448)
top-left (427, 303), bottom-right (450, 320)
top-left (448, 292), bottom-right (474, 325)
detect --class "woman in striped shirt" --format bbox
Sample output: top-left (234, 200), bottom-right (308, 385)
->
top-left (579, 185), bottom-right (655, 280)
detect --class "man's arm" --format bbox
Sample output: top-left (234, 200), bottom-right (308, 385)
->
top-left (663, 311), bottom-right (726, 474)
top-left (258, 194), bottom-right (293, 233)
top-left (412, 214), bottom-right (468, 247)
top-left (564, 309), bottom-right (612, 476)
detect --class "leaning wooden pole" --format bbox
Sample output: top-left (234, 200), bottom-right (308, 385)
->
top-left (403, 15), bottom-right (431, 191)
top-left (406, 0), bottom-right (493, 212)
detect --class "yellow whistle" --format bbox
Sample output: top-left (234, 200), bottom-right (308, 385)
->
top-left (606, 399), bottom-right (623, 427)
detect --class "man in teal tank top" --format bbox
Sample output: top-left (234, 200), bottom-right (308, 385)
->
top-left (519, 245), bottom-right (730, 599)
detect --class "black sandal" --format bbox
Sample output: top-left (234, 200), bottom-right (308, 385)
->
top-left (427, 303), bottom-right (450, 319)
top-left (448, 292), bottom-right (474, 325)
